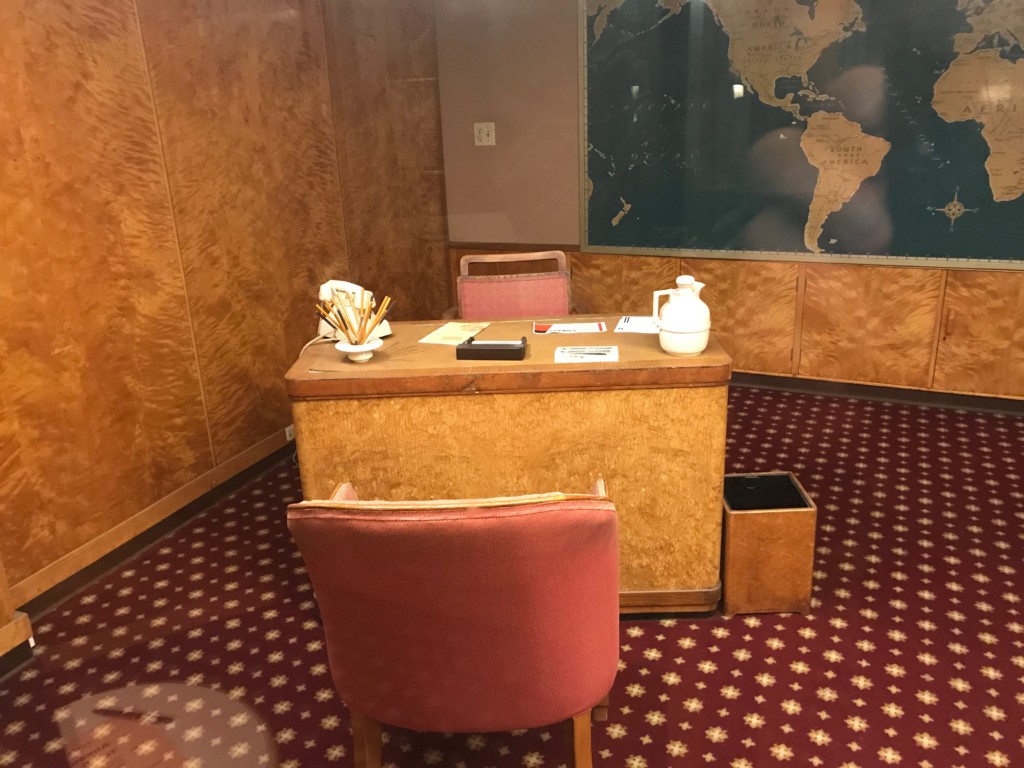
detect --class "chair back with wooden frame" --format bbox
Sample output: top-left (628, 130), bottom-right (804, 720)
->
top-left (457, 250), bottom-right (571, 320)
top-left (287, 480), bottom-right (618, 768)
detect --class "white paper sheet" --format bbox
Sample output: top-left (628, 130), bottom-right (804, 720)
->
top-left (614, 316), bottom-right (660, 334)
top-left (554, 345), bottom-right (619, 363)
top-left (418, 322), bottom-right (490, 345)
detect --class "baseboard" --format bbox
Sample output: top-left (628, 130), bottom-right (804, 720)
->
top-left (619, 583), bottom-right (722, 614)
top-left (0, 636), bottom-right (33, 681)
top-left (11, 431), bottom-right (292, 609)
top-left (732, 373), bottom-right (1024, 415)
top-left (0, 612), bottom-right (32, 660)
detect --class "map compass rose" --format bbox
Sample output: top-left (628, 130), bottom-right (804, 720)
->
top-left (928, 187), bottom-right (978, 231)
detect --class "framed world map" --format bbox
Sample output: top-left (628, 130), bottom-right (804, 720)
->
top-left (582, 0), bottom-right (1024, 269)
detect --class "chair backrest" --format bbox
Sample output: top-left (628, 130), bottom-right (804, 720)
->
top-left (457, 251), bottom-right (571, 320)
top-left (287, 488), bottom-right (619, 734)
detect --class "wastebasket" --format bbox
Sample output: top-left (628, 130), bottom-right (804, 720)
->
top-left (722, 472), bottom-right (817, 616)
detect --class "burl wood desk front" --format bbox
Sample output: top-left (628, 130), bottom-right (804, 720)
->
top-left (285, 318), bottom-right (732, 613)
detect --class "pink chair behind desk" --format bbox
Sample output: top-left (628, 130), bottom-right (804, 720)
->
top-left (286, 480), bottom-right (619, 768)
top-left (457, 250), bottom-right (571, 320)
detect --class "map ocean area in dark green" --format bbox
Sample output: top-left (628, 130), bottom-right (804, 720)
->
top-left (584, 0), bottom-right (1024, 263)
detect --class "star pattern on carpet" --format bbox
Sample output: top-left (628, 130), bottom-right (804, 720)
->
top-left (1, 387), bottom-right (1022, 767)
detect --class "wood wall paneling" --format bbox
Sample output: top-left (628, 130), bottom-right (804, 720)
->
top-left (321, 0), bottom-right (451, 321)
top-left (680, 258), bottom-right (799, 374)
top-left (570, 252), bottom-right (682, 315)
top-left (2, 0), bottom-right (451, 603)
top-left (449, 246), bottom-right (1024, 400)
top-left (0, 0), bottom-right (214, 584)
top-left (933, 270), bottom-right (1024, 398)
top-left (798, 264), bottom-right (943, 388)
top-left (137, 0), bottom-right (350, 462)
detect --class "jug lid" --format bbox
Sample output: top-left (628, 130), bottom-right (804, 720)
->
top-left (677, 275), bottom-right (695, 288)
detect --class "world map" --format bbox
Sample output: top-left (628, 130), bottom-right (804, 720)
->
top-left (584, 0), bottom-right (1024, 265)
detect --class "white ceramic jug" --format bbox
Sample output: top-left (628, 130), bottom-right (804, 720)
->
top-left (652, 275), bottom-right (710, 356)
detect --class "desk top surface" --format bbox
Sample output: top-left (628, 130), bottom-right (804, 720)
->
top-left (286, 316), bottom-right (732, 399)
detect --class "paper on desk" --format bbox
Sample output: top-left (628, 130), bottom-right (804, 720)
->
top-left (554, 345), bottom-right (619, 363)
top-left (614, 315), bottom-right (660, 334)
top-left (533, 321), bottom-right (607, 334)
top-left (419, 322), bottom-right (490, 345)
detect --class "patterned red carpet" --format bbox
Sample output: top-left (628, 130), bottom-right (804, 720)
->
top-left (2, 386), bottom-right (1023, 767)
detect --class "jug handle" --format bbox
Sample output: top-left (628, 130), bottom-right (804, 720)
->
top-left (653, 289), bottom-right (672, 321)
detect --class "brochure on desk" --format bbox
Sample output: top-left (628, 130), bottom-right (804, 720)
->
top-left (533, 321), bottom-right (607, 334)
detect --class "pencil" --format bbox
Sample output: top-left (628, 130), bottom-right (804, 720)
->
top-left (363, 296), bottom-right (393, 339)
top-left (355, 290), bottom-right (371, 343)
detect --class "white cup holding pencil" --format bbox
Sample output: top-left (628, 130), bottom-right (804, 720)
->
top-left (336, 337), bottom-right (382, 363)
top-left (316, 288), bottom-right (394, 363)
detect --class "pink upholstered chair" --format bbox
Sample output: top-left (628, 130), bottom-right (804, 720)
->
top-left (286, 481), bottom-right (619, 768)
top-left (457, 250), bottom-right (571, 320)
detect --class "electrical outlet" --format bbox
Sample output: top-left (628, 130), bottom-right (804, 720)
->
top-left (473, 122), bottom-right (496, 146)
top-left (285, 424), bottom-right (296, 441)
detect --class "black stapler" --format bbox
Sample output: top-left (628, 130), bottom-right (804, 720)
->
top-left (456, 336), bottom-right (527, 361)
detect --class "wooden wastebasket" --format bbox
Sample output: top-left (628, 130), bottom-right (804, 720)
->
top-left (723, 472), bottom-right (817, 616)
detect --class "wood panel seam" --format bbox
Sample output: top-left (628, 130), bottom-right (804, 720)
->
top-left (792, 264), bottom-right (807, 376)
top-left (424, 0), bottom-right (455, 312)
top-left (130, 0), bottom-right (217, 464)
top-left (926, 270), bottom-right (950, 390)
top-left (317, 0), bottom-right (354, 277)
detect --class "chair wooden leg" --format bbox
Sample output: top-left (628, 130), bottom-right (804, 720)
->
top-left (593, 694), bottom-right (610, 722)
top-left (349, 709), bottom-right (382, 768)
top-left (565, 709), bottom-right (593, 768)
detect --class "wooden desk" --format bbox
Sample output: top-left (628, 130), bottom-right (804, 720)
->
top-left (285, 318), bottom-right (731, 613)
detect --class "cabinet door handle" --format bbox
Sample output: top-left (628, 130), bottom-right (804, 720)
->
top-left (944, 308), bottom-right (956, 338)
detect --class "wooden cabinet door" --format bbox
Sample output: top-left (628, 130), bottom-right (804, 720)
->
top-left (933, 270), bottom-right (1024, 398)
top-left (679, 258), bottom-right (799, 374)
top-left (798, 264), bottom-right (943, 387)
